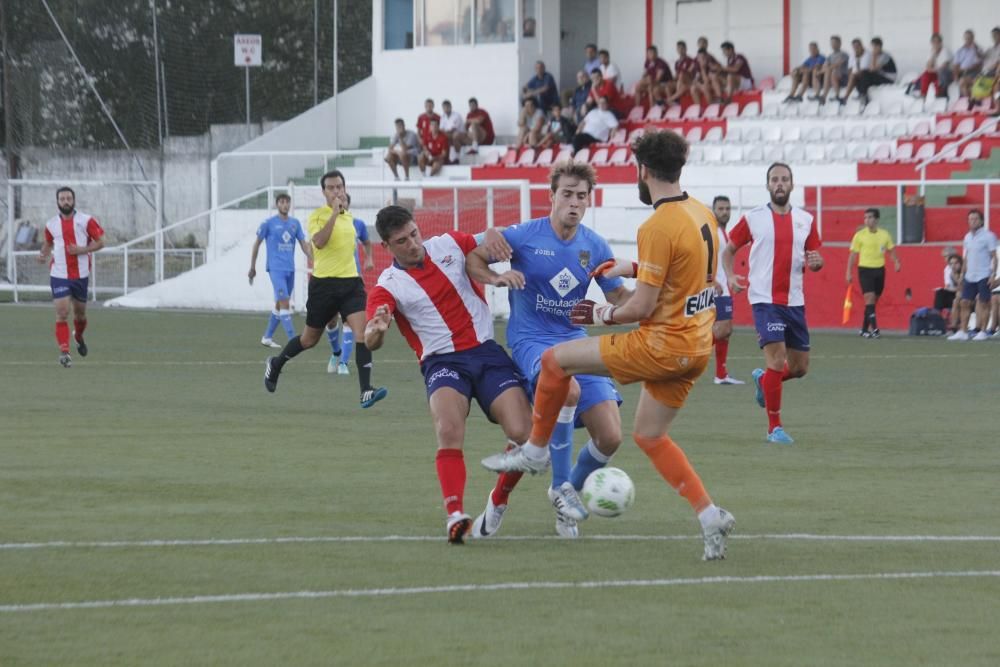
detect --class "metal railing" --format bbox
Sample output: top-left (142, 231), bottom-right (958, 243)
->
top-left (915, 116), bottom-right (999, 192)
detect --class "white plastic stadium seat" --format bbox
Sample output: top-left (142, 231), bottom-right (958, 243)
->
top-left (626, 106), bottom-right (645, 123)
top-left (722, 145), bottom-right (743, 162)
top-left (609, 128), bottom-right (628, 145)
top-left (913, 143), bottom-right (936, 161)
top-left (763, 125), bottom-right (782, 142)
top-left (804, 127), bottom-right (823, 142)
top-left (866, 124), bottom-right (887, 139)
top-left (764, 144), bottom-right (784, 162)
top-left (762, 104), bottom-right (780, 118)
top-left (516, 148), bottom-right (536, 166)
top-left (687, 145), bottom-right (704, 163)
top-left (954, 118), bottom-right (975, 136)
top-left (704, 126), bottom-right (724, 142)
top-left (861, 102), bottom-right (882, 117)
top-left (805, 144), bottom-right (826, 162)
top-left (721, 102), bottom-right (740, 119)
top-left (872, 143), bottom-right (893, 160)
top-left (934, 119), bottom-right (952, 136)
top-left (725, 126), bottom-right (741, 142)
top-left (627, 128), bottom-right (645, 143)
top-left (573, 147), bottom-right (590, 163)
top-left (911, 120), bottom-right (931, 136)
top-left (890, 122), bottom-right (908, 137)
top-left (742, 126), bottom-right (762, 142)
top-left (780, 104), bottom-right (799, 118)
top-left (849, 144), bottom-right (870, 160)
top-left (884, 102), bottom-right (903, 116)
top-left (555, 146), bottom-right (573, 163)
top-left (821, 101), bottom-right (842, 117)
top-left (702, 103), bottom-right (721, 119)
top-left (646, 105), bottom-right (665, 121)
top-left (745, 144), bottom-right (765, 162)
top-left (956, 141), bottom-right (982, 161)
top-left (800, 102), bottom-right (820, 117)
top-left (892, 143), bottom-right (914, 161)
top-left (782, 126), bottom-right (802, 142)
top-left (827, 143), bottom-right (848, 161)
top-left (740, 101), bottom-right (761, 117)
top-left (608, 147), bottom-right (629, 165)
top-left (825, 125), bottom-right (845, 141)
top-left (535, 147), bottom-right (554, 166)
top-left (702, 145), bottom-right (724, 163)
top-left (682, 104), bottom-right (702, 120)
top-left (686, 126), bottom-right (703, 143)
top-left (783, 143), bottom-right (806, 162)
top-left (664, 105), bottom-right (682, 120)
top-left (589, 147), bottom-right (609, 165)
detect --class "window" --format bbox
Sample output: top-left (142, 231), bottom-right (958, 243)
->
top-left (384, 0), bottom-right (414, 50)
top-left (395, 0), bottom-right (515, 49)
top-left (476, 0), bottom-right (515, 44)
top-left (521, 0), bottom-right (536, 38)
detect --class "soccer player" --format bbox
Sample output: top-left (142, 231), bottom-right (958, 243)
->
top-left (248, 193), bottom-right (311, 348)
top-left (711, 195), bottom-right (744, 385)
top-left (364, 205), bottom-right (531, 544)
top-left (37, 187), bottom-right (105, 368)
top-left (466, 161), bottom-right (629, 539)
top-left (325, 193), bottom-right (375, 375)
top-left (482, 130), bottom-right (737, 561)
top-left (846, 208), bottom-right (901, 338)
top-left (263, 170), bottom-right (387, 408)
top-left (720, 163), bottom-right (824, 445)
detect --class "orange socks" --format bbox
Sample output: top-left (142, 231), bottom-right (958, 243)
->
top-left (633, 433), bottom-right (711, 513)
top-left (528, 348), bottom-right (571, 446)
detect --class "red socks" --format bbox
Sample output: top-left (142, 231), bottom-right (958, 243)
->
top-left (55, 322), bottom-right (70, 353)
top-left (491, 442), bottom-right (523, 506)
top-left (435, 449), bottom-right (466, 515)
top-left (73, 319), bottom-right (87, 341)
top-left (714, 338), bottom-right (729, 379)
top-left (762, 368), bottom-right (784, 431)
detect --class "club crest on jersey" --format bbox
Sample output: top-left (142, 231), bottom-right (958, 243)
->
top-left (684, 286), bottom-right (716, 317)
top-left (281, 231), bottom-right (292, 243)
top-left (549, 267), bottom-right (580, 298)
top-left (439, 254), bottom-right (454, 266)
top-left (578, 250), bottom-right (591, 269)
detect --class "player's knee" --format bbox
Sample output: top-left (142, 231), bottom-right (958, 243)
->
top-left (434, 418), bottom-right (466, 448)
top-left (565, 379), bottom-right (582, 406)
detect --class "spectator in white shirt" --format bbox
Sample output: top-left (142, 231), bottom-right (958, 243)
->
top-left (438, 100), bottom-right (464, 162)
top-left (914, 33), bottom-right (952, 97)
top-left (981, 27), bottom-right (1000, 77)
top-left (839, 37), bottom-right (895, 106)
top-left (598, 49), bottom-right (621, 86)
top-left (572, 96), bottom-right (618, 154)
top-left (934, 253), bottom-right (963, 331)
top-left (949, 209), bottom-right (999, 341)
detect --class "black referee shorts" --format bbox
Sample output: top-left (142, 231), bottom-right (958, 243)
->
top-left (305, 276), bottom-right (367, 329)
top-left (858, 267), bottom-right (886, 297)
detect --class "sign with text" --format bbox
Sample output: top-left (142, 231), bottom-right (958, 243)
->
top-left (234, 34), bottom-right (262, 67)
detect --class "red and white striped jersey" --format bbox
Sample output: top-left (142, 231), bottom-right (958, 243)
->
top-left (727, 204), bottom-right (821, 306)
top-left (715, 225), bottom-right (731, 297)
top-left (366, 231), bottom-right (493, 360)
top-left (44, 212), bottom-right (104, 280)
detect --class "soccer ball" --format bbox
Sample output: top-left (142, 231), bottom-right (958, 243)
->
top-left (581, 467), bottom-right (635, 518)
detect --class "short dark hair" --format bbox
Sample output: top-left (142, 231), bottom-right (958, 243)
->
top-left (632, 130), bottom-right (687, 184)
top-left (871, 37), bottom-right (883, 47)
top-left (375, 204), bottom-right (413, 241)
top-left (831, 35), bottom-right (841, 42)
top-left (469, 97), bottom-right (478, 105)
top-left (585, 43), bottom-right (597, 51)
top-left (275, 193), bottom-right (291, 203)
top-left (56, 186), bottom-right (75, 199)
top-left (442, 99), bottom-right (451, 106)
top-left (947, 253), bottom-right (962, 264)
top-left (969, 208), bottom-right (984, 221)
top-left (766, 162), bottom-right (793, 182)
top-left (394, 117), bottom-right (404, 125)
top-left (931, 33), bottom-right (942, 41)
top-left (677, 40), bottom-right (687, 48)
top-left (598, 49), bottom-right (609, 57)
top-left (864, 207), bottom-right (880, 219)
top-left (425, 98), bottom-right (434, 104)
top-left (320, 169), bottom-right (346, 190)
top-left (712, 195), bottom-right (731, 207)
top-left (852, 38), bottom-right (863, 46)
top-left (648, 45), bottom-right (658, 54)
top-left (720, 41), bottom-right (734, 50)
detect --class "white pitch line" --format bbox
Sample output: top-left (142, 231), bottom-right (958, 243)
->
top-left (2, 570), bottom-right (999, 613)
top-left (2, 533), bottom-right (1000, 551)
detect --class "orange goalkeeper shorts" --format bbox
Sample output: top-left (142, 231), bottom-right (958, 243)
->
top-left (599, 328), bottom-right (710, 408)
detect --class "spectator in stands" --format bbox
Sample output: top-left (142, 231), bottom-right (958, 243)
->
top-left (583, 43), bottom-right (601, 75)
top-left (418, 119), bottom-right (450, 177)
top-left (812, 35), bottom-right (850, 104)
top-left (517, 97), bottom-right (545, 148)
top-left (693, 48), bottom-right (723, 105)
top-left (540, 102), bottom-right (575, 148)
top-left (915, 33), bottom-right (952, 98)
top-left (977, 27), bottom-right (1000, 107)
top-left (952, 30), bottom-right (984, 99)
top-left (569, 70), bottom-right (592, 123)
top-left (416, 98), bottom-right (440, 147)
top-left (840, 37), bottom-right (896, 106)
top-left (438, 99), bottom-right (464, 143)
top-left (572, 96), bottom-right (618, 154)
top-left (522, 60), bottom-right (559, 110)
top-left (637, 45), bottom-right (673, 109)
top-left (385, 118), bottom-right (421, 181)
top-left (586, 68), bottom-right (623, 117)
top-left (837, 38), bottom-right (872, 104)
top-left (453, 97), bottom-right (495, 153)
top-left (949, 209), bottom-right (998, 341)
top-left (934, 253), bottom-right (964, 332)
top-left (719, 41), bottom-right (754, 101)
top-left (598, 49), bottom-right (621, 86)
top-left (784, 42), bottom-right (826, 102)
top-left (667, 40), bottom-right (698, 104)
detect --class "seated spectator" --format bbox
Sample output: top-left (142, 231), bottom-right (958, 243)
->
top-left (453, 97), bottom-right (495, 153)
top-left (785, 42), bottom-right (826, 102)
top-left (975, 27), bottom-right (1000, 107)
top-left (416, 98), bottom-right (439, 147)
top-left (667, 40), bottom-right (698, 104)
top-left (540, 102), bottom-right (575, 148)
top-left (385, 118), bottom-right (421, 181)
top-left (418, 119), bottom-right (450, 177)
top-left (934, 253), bottom-right (964, 331)
top-left (952, 30), bottom-right (984, 99)
top-left (836, 38), bottom-right (871, 105)
top-left (583, 43), bottom-right (601, 75)
top-left (569, 70), bottom-right (591, 124)
top-left (914, 33), bottom-right (952, 98)
top-left (982, 27), bottom-right (1000, 77)
top-left (840, 37), bottom-right (896, 106)
top-left (598, 49), bottom-right (621, 86)
top-left (693, 48), bottom-right (723, 105)
top-left (572, 96), bottom-right (618, 153)
top-left (438, 99), bottom-right (464, 142)
top-left (586, 69), bottom-right (623, 116)
top-left (636, 45), bottom-right (673, 108)
top-left (522, 60), bottom-right (559, 110)
top-left (719, 41), bottom-right (754, 100)
top-left (812, 35), bottom-right (850, 104)
top-left (517, 97), bottom-right (545, 148)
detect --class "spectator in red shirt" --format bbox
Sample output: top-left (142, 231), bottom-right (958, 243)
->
top-left (452, 97), bottom-right (495, 153)
top-left (719, 41), bottom-right (754, 100)
top-left (667, 40), bottom-right (698, 104)
top-left (416, 98), bottom-right (440, 147)
top-left (586, 69), bottom-right (623, 116)
top-left (418, 119), bottom-right (450, 176)
top-left (693, 48), bottom-right (724, 104)
top-left (636, 45), bottom-right (673, 108)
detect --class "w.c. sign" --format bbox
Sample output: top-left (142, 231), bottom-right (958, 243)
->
top-left (234, 34), bottom-right (262, 67)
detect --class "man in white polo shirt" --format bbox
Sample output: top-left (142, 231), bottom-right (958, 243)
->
top-left (949, 209), bottom-right (998, 341)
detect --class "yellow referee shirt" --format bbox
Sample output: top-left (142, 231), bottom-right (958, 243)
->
top-left (849, 228), bottom-right (894, 268)
top-left (307, 206), bottom-right (359, 278)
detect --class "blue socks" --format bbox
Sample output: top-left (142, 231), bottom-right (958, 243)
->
top-left (278, 309), bottom-right (295, 339)
top-left (549, 407), bottom-right (576, 488)
top-left (570, 439), bottom-right (611, 491)
top-left (342, 329), bottom-right (355, 366)
top-left (326, 323), bottom-right (342, 356)
top-left (264, 311), bottom-right (280, 339)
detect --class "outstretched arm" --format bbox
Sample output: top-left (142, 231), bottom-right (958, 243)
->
top-left (249, 238), bottom-right (263, 283)
top-left (721, 242), bottom-right (747, 293)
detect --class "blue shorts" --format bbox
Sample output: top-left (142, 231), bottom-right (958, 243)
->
top-left (50, 277), bottom-right (88, 302)
top-left (752, 303), bottom-right (810, 351)
top-left (269, 270), bottom-right (295, 302)
top-left (961, 278), bottom-right (991, 303)
top-left (419, 340), bottom-right (529, 422)
top-left (512, 338), bottom-right (622, 429)
top-left (715, 296), bottom-right (734, 322)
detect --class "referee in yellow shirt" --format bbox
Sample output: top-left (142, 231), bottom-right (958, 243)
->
top-left (846, 208), bottom-right (901, 338)
top-left (264, 170), bottom-right (387, 408)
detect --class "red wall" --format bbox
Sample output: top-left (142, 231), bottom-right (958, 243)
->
top-left (730, 245), bottom-right (952, 331)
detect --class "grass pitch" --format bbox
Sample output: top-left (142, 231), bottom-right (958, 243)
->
top-left (1, 304), bottom-right (999, 666)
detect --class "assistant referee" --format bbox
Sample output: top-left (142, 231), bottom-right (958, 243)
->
top-left (846, 208), bottom-right (901, 338)
top-left (264, 169), bottom-right (387, 408)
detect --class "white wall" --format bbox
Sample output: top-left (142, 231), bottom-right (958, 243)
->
top-left (597, 0), bottom-right (647, 89)
top-left (942, 0), bottom-right (999, 52)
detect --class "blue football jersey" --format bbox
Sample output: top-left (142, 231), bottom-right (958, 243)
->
top-left (352, 217), bottom-right (369, 271)
top-left (257, 215), bottom-right (305, 273)
top-left (504, 217), bottom-right (622, 345)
